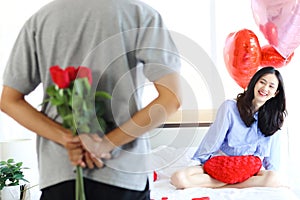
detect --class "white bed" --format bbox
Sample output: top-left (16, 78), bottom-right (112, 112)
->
top-left (151, 180), bottom-right (298, 200)
top-left (149, 145), bottom-right (300, 200)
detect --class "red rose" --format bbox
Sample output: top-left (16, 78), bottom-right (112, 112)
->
top-left (49, 65), bottom-right (92, 88)
top-left (77, 66), bottom-right (92, 85)
top-left (50, 65), bottom-right (71, 89)
top-left (66, 66), bottom-right (77, 82)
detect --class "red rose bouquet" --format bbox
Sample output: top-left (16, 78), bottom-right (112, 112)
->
top-left (45, 65), bottom-right (111, 200)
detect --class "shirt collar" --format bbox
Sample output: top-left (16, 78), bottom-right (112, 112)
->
top-left (253, 112), bottom-right (258, 120)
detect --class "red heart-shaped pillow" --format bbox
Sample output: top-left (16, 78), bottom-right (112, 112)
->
top-left (203, 155), bottom-right (262, 184)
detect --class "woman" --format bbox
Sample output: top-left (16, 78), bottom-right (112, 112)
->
top-left (171, 66), bottom-right (287, 189)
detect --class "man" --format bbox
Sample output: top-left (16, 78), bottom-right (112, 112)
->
top-left (0, 0), bottom-right (181, 199)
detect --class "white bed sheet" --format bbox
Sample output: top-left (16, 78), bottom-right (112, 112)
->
top-left (151, 179), bottom-right (298, 200)
top-left (149, 146), bottom-right (299, 200)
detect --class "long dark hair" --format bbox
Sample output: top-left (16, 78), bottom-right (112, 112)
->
top-left (236, 66), bottom-right (287, 137)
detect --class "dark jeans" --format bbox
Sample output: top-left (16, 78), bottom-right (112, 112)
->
top-left (40, 178), bottom-right (150, 200)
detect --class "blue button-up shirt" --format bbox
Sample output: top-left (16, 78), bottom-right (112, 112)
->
top-left (192, 99), bottom-right (280, 170)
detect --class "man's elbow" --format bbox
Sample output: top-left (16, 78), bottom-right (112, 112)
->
top-left (174, 94), bottom-right (182, 111)
top-left (166, 91), bottom-right (182, 114)
top-left (0, 86), bottom-right (23, 114)
top-left (0, 93), bottom-right (10, 114)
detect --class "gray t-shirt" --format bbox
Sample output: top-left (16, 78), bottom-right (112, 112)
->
top-left (3, 0), bottom-right (181, 191)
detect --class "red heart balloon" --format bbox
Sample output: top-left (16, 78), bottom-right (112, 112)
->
top-left (261, 45), bottom-right (294, 68)
top-left (252, 0), bottom-right (300, 58)
top-left (203, 155), bottom-right (262, 184)
top-left (223, 29), bottom-right (261, 89)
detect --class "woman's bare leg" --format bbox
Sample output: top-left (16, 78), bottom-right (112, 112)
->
top-left (170, 165), bottom-right (227, 189)
top-left (219, 170), bottom-right (282, 189)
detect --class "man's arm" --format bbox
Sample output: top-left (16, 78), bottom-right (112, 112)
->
top-left (0, 86), bottom-right (75, 146)
top-left (80, 73), bottom-right (182, 157)
top-left (0, 86), bottom-right (103, 168)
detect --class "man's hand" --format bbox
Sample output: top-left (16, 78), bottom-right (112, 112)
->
top-left (65, 136), bottom-right (86, 167)
top-left (79, 134), bottom-right (113, 159)
top-left (83, 151), bottom-right (108, 168)
top-left (66, 134), bottom-right (112, 169)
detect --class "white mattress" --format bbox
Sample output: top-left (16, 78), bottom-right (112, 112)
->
top-left (26, 178), bottom-right (300, 200)
top-left (149, 146), bottom-right (299, 200)
top-left (151, 179), bottom-right (298, 200)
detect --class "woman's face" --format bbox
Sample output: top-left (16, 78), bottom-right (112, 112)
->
top-left (253, 73), bottom-right (279, 108)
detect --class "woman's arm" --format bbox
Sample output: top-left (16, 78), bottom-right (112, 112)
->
top-left (262, 132), bottom-right (281, 170)
top-left (192, 100), bottom-right (231, 163)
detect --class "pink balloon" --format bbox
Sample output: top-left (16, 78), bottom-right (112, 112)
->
top-left (251, 0), bottom-right (300, 58)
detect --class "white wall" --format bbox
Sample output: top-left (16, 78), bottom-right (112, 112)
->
top-left (0, 0), bottom-right (47, 141)
top-left (149, 127), bottom-right (208, 149)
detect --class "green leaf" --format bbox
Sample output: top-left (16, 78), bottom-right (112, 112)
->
top-left (0, 159), bottom-right (29, 190)
top-left (13, 173), bottom-right (24, 180)
top-left (50, 98), bottom-right (64, 106)
top-left (73, 79), bottom-right (85, 98)
top-left (62, 114), bottom-right (75, 130)
top-left (82, 101), bottom-right (88, 112)
top-left (97, 117), bottom-right (106, 133)
top-left (95, 101), bottom-right (106, 116)
top-left (95, 91), bottom-right (111, 100)
top-left (77, 124), bottom-right (90, 133)
top-left (46, 85), bottom-right (58, 96)
top-left (57, 105), bottom-right (71, 117)
top-left (72, 95), bottom-right (84, 109)
top-left (82, 78), bottom-right (91, 92)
